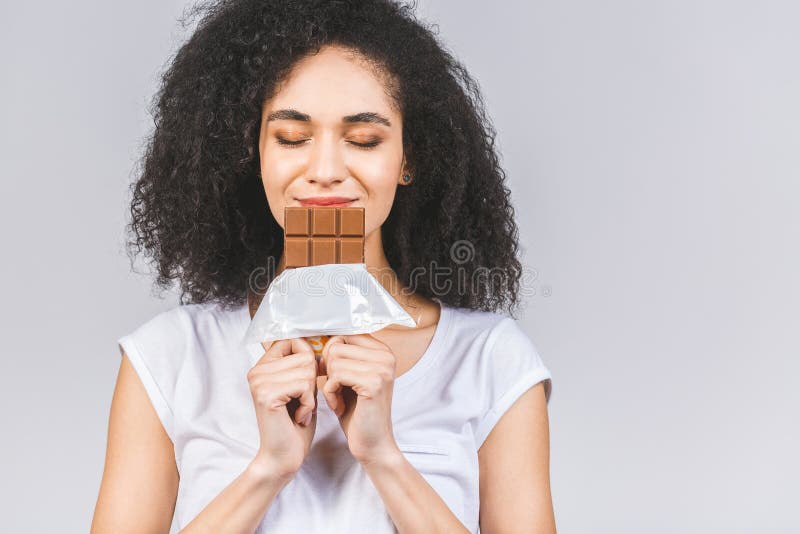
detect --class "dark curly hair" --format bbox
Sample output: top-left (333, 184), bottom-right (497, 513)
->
top-left (126, 0), bottom-right (524, 315)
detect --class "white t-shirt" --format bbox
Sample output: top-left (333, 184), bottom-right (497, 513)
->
top-left (117, 299), bottom-right (553, 533)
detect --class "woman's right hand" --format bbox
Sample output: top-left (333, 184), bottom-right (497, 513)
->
top-left (247, 337), bottom-right (318, 477)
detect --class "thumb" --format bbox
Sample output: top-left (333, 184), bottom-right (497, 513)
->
top-left (291, 336), bottom-right (314, 355)
top-left (319, 335), bottom-right (345, 375)
top-left (256, 339), bottom-right (290, 365)
top-left (290, 337), bottom-right (318, 425)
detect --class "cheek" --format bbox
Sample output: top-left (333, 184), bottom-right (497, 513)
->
top-left (263, 190), bottom-right (284, 227)
top-left (347, 150), bottom-right (403, 234)
top-left (363, 177), bottom-right (399, 235)
top-left (259, 154), bottom-right (295, 227)
top-left (260, 146), bottom-right (301, 187)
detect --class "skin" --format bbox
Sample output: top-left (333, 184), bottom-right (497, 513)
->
top-left (257, 44), bottom-right (556, 532)
top-left (253, 40), bottom-right (444, 472)
top-left (257, 45), bottom-right (406, 275)
top-left (92, 44), bottom-right (555, 533)
top-left (256, 44), bottom-right (443, 384)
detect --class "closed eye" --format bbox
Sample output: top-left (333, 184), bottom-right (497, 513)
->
top-left (276, 137), bottom-right (306, 147)
top-left (275, 137), bottom-right (381, 149)
top-left (350, 140), bottom-right (381, 149)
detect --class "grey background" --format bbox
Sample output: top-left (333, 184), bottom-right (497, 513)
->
top-left (1, 1), bottom-right (797, 532)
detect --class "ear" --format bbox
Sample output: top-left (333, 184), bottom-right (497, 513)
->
top-left (400, 153), bottom-right (414, 185)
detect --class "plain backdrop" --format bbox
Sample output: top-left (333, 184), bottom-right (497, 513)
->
top-left (1, 1), bottom-right (797, 532)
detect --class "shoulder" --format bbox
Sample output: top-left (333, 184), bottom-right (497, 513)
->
top-left (442, 304), bottom-right (552, 398)
top-left (121, 303), bottom-right (195, 348)
top-left (116, 302), bottom-right (244, 414)
top-left (120, 305), bottom-right (188, 352)
top-left (443, 304), bottom-right (510, 341)
top-left (127, 303), bottom-right (192, 334)
top-left (442, 305), bottom-right (554, 447)
top-left (444, 305), bottom-right (537, 359)
top-left (119, 301), bottom-right (240, 359)
top-left (126, 301), bottom-right (239, 333)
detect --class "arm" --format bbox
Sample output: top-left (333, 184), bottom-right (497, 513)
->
top-left (360, 449), bottom-right (470, 534)
top-left (178, 458), bottom-right (294, 534)
top-left (182, 337), bottom-right (320, 533)
top-left (91, 352), bottom-right (295, 534)
top-left (478, 382), bottom-right (556, 534)
top-left (319, 333), bottom-right (470, 533)
top-left (91, 352), bottom-right (179, 533)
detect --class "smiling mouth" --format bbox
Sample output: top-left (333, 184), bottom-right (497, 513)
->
top-left (297, 197), bottom-right (357, 207)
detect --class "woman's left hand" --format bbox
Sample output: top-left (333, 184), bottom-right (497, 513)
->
top-left (319, 333), bottom-right (399, 463)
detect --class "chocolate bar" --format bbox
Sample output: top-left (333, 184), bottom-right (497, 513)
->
top-left (284, 206), bottom-right (365, 268)
top-left (247, 206), bottom-right (366, 320)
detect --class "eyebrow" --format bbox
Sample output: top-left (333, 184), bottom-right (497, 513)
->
top-left (265, 108), bottom-right (392, 127)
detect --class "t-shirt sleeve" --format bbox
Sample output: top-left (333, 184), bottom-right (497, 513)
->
top-left (116, 306), bottom-right (188, 442)
top-left (474, 317), bottom-right (553, 449)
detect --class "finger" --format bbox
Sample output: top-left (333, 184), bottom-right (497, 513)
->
top-left (322, 335), bottom-right (346, 357)
top-left (259, 339), bottom-right (275, 353)
top-left (285, 338), bottom-right (317, 424)
top-left (328, 357), bottom-right (374, 379)
top-left (248, 351), bottom-right (316, 377)
top-left (325, 342), bottom-right (396, 380)
top-left (291, 336), bottom-right (315, 355)
top-left (250, 366), bottom-right (317, 425)
top-left (251, 378), bottom-right (315, 412)
top-left (324, 359), bottom-right (384, 400)
top-left (342, 333), bottom-right (388, 350)
top-left (318, 341), bottom-right (345, 417)
top-left (250, 365), bottom-right (316, 388)
top-left (257, 339), bottom-right (292, 364)
top-left (320, 335), bottom-right (346, 375)
top-left (294, 374), bottom-right (318, 426)
top-left (265, 338), bottom-right (316, 424)
top-left (326, 341), bottom-right (393, 366)
top-left (321, 374), bottom-right (345, 417)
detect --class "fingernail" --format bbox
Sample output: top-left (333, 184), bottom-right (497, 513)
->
top-left (301, 412), bottom-right (312, 426)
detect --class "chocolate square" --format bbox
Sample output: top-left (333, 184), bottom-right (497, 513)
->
top-left (284, 206), bottom-right (365, 267)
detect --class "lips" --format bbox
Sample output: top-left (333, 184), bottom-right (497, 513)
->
top-left (297, 196), bottom-right (357, 207)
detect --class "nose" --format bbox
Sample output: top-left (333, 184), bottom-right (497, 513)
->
top-left (305, 131), bottom-right (347, 186)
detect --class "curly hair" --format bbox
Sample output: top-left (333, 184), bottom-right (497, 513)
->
top-left (126, 0), bottom-right (524, 315)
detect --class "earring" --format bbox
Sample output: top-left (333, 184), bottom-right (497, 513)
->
top-left (402, 174), bottom-right (412, 184)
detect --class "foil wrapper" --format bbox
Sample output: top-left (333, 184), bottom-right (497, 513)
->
top-left (241, 263), bottom-right (416, 351)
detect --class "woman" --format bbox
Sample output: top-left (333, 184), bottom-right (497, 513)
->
top-left (92, 1), bottom-right (555, 532)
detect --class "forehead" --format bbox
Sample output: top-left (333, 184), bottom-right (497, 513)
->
top-left (263, 46), bottom-right (400, 121)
